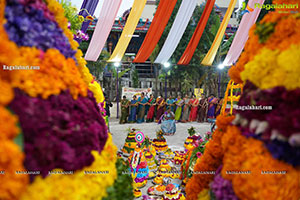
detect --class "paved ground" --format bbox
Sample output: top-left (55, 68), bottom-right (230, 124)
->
top-left (109, 118), bottom-right (211, 151)
top-left (108, 118), bottom-right (211, 199)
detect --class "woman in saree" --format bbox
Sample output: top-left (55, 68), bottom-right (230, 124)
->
top-left (120, 96), bottom-right (130, 124)
top-left (128, 95), bottom-right (138, 123)
top-left (189, 95), bottom-right (199, 122)
top-left (161, 108), bottom-right (176, 136)
top-left (166, 96), bottom-right (175, 112)
top-left (215, 98), bottom-right (223, 117)
top-left (207, 95), bottom-right (218, 119)
top-left (197, 94), bottom-right (208, 122)
top-left (146, 94), bottom-right (156, 122)
top-left (137, 92), bottom-right (148, 123)
top-left (155, 96), bottom-right (165, 122)
top-left (181, 94), bottom-right (190, 123)
top-left (174, 95), bottom-right (184, 121)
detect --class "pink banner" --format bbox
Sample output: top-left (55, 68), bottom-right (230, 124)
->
top-left (85, 0), bottom-right (122, 61)
top-left (223, 0), bottom-right (265, 66)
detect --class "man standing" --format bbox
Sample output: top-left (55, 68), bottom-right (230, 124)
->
top-left (120, 96), bottom-right (130, 124)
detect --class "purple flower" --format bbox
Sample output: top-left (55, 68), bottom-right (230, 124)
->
top-left (211, 165), bottom-right (239, 200)
top-left (9, 89), bottom-right (108, 180)
top-left (5, 0), bottom-right (76, 59)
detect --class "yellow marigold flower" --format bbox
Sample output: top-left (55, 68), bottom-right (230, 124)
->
top-left (89, 81), bottom-right (105, 103)
top-left (241, 45), bottom-right (300, 90)
top-left (197, 189), bottom-right (210, 200)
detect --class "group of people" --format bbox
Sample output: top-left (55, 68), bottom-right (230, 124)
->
top-left (119, 92), bottom-right (223, 125)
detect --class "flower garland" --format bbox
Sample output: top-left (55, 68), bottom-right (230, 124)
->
top-left (185, 115), bottom-right (235, 200)
top-left (9, 89), bottom-right (108, 178)
top-left (229, 13), bottom-right (300, 84)
top-left (20, 134), bottom-right (117, 200)
top-left (221, 126), bottom-right (300, 200)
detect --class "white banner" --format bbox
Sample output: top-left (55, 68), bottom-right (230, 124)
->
top-left (154, 0), bottom-right (198, 64)
top-left (122, 87), bottom-right (152, 100)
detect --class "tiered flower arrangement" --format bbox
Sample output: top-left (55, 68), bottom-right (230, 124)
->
top-left (186, 3), bottom-right (300, 200)
top-left (0, 0), bottom-right (115, 199)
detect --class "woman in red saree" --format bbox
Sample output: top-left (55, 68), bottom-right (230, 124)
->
top-left (189, 95), bottom-right (199, 121)
top-left (155, 96), bottom-right (165, 122)
top-left (146, 94), bottom-right (156, 122)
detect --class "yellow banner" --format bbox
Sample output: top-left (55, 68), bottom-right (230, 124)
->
top-left (194, 88), bottom-right (204, 99)
top-left (201, 0), bottom-right (238, 66)
top-left (108, 0), bottom-right (147, 62)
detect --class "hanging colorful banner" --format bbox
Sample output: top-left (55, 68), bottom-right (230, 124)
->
top-left (85, 0), bottom-right (122, 61)
top-left (76, 0), bottom-right (99, 44)
top-left (177, 0), bottom-right (216, 65)
top-left (133, 0), bottom-right (178, 63)
top-left (108, 0), bottom-right (147, 62)
top-left (154, 0), bottom-right (198, 64)
top-left (122, 87), bottom-right (152, 100)
top-left (201, 0), bottom-right (238, 66)
top-left (223, 0), bottom-right (265, 66)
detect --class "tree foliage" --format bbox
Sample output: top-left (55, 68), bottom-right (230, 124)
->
top-left (58, 0), bottom-right (82, 34)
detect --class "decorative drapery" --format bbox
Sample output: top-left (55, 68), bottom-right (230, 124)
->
top-left (177, 0), bottom-right (216, 65)
top-left (223, 0), bottom-right (265, 66)
top-left (76, 0), bottom-right (99, 44)
top-left (108, 0), bottom-right (147, 62)
top-left (154, 0), bottom-right (198, 64)
top-left (133, 0), bottom-right (178, 63)
top-left (201, 0), bottom-right (238, 66)
top-left (85, 0), bottom-right (122, 61)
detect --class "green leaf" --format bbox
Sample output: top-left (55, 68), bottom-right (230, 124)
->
top-left (118, 68), bottom-right (130, 78)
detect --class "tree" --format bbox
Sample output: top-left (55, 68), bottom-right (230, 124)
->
top-left (153, 0), bottom-right (233, 96)
top-left (132, 68), bottom-right (139, 88)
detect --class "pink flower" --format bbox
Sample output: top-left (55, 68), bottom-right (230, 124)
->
top-left (196, 152), bottom-right (202, 158)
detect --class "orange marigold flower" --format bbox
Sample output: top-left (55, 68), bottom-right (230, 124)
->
top-left (0, 106), bottom-right (19, 140)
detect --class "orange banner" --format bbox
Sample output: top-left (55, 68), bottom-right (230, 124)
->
top-left (177, 0), bottom-right (216, 65)
top-left (133, 0), bottom-right (178, 63)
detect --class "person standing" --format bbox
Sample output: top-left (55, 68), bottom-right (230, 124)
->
top-left (207, 95), bottom-right (218, 119)
top-left (174, 95), bottom-right (184, 121)
top-left (104, 96), bottom-right (113, 117)
top-left (128, 95), bottom-right (138, 123)
top-left (137, 92), bottom-right (148, 123)
top-left (155, 96), bottom-right (165, 122)
top-left (189, 95), bottom-right (199, 121)
top-left (181, 94), bottom-right (190, 123)
top-left (215, 97), bottom-right (224, 117)
top-left (166, 95), bottom-right (175, 112)
top-left (146, 94), bottom-right (156, 122)
top-left (120, 96), bottom-right (130, 124)
top-left (198, 94), bottom-right (208, 122)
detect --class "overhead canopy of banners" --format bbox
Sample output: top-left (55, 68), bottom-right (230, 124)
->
top-left (223, 0), bottom-right (265, 66)
top-left (133, 0), bottom-right (178, 63)
top-left (84, 0), bottom-right (122, 61)
top-left (177, 0), bottom-right (216, 65)
top-left (154, 0), bottom-right (198, 64)
top-left (201, 0), bottom-right (238, 66)
top-left (108, 0), bottom-right (147, 62)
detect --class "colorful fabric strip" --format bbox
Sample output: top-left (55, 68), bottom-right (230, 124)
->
top-left (223, 0), bottom-right (265, 66)
top-left (85, 0), bottom-right (122, 61)
top-left (201, 0), bottom-right (238, 66)
top-left (177, 0), bottom-right (216, 65)
top-left (154, 0), bottom-right (198, 64)
top-left (108, 0), bottom-right (147, 62)
top-left (133, 0), bottom-right (178, 63)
